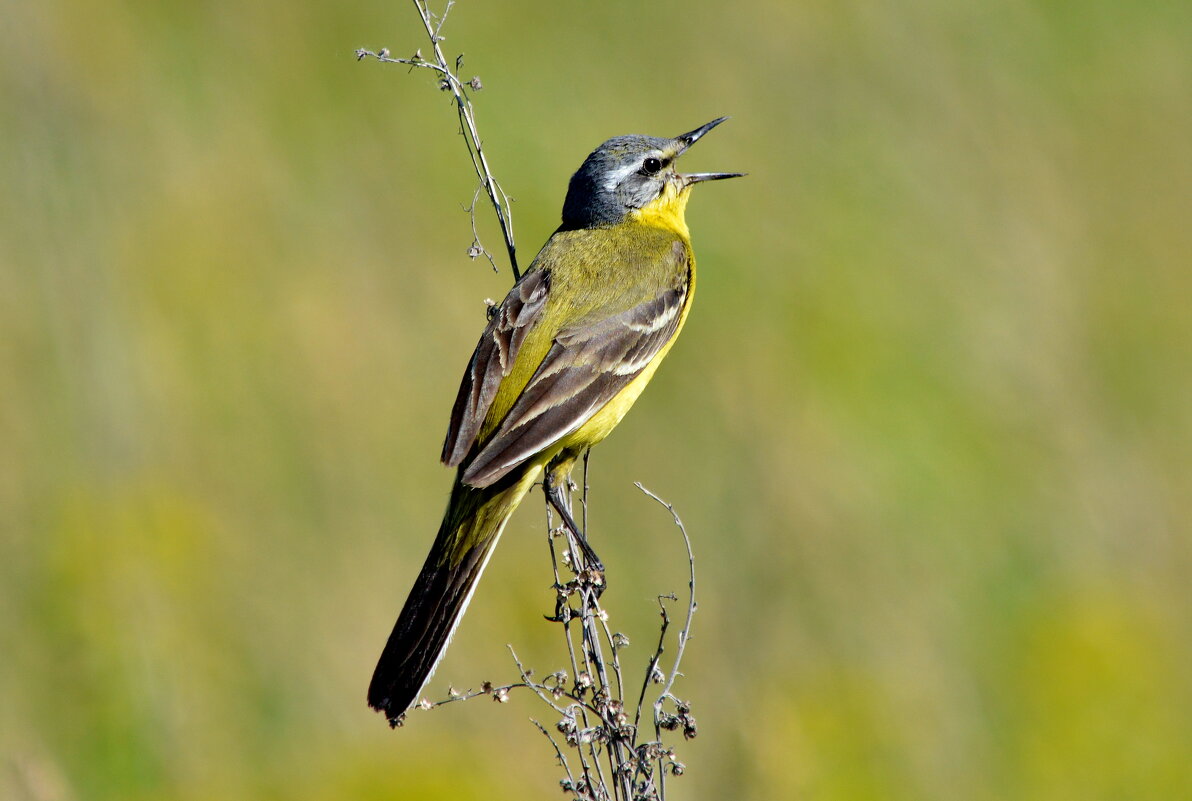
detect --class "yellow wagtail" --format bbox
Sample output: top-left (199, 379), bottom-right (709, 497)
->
top-left (368, 118), bottom-right (741, 726)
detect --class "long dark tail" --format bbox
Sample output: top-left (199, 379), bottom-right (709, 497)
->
top-left (367, 465), bottom-right (539, 726)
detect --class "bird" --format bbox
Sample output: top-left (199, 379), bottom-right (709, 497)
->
top-left (367, 117), bottom-right (741, 726)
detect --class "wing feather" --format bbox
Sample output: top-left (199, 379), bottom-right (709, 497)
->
top-left (441, 269), bottom-right (551, 467)
top-left (460, 280), bottom-right (688, 488)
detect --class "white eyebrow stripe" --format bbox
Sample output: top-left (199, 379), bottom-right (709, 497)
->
top-left (601, 161), bottom-right (641, 193)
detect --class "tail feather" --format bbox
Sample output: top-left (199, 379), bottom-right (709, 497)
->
top-left (367, 466), bottom-right (539, 726)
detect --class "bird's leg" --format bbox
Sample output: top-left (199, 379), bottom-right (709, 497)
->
top-left (544, 459), bottom-right (605, 575)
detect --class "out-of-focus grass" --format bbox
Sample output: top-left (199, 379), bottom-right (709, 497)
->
top-left (3, 1), bottom-right (1190, 799)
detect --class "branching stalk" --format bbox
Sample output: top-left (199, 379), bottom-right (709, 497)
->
top-left (357, 0), bottom-right (520, 280)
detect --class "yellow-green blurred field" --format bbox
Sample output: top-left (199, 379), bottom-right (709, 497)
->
top-left (3, 0), bottom-right (1191, 798)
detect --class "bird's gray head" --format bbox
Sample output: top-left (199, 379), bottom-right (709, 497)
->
top-left (560, 117), bottom-right (742, 229)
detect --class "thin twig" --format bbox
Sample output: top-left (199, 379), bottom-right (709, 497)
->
top-left (562, 480), bottom-right (636, 801)
top-left (532, 718), bottom-right (581, 796)
top-left (356, 0), bottom-right (520, 279)
top-left (635, 484), bottom-right (697, 708)
top-left (463, 187), bottom-right (500, 271)
top-left (635, 483), bottom-right (698, 799)
top-left (546, 511), bottom-right (605, 794)
top-left (633, 593), bottom-right (673, 734)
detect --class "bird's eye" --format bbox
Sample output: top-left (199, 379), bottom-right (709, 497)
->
top-left (640, 157), bottom-right (664, 176)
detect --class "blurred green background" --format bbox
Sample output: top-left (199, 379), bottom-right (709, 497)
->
top-left (3, 0), bottom-right (1191, 798)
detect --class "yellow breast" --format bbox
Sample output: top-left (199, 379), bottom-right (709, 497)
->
top-left (558, 255), bottom-right (696, 452)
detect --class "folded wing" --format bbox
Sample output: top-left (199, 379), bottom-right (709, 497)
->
top-left (461, 277), bottom-right (688, 488)
top-left (441, 269), bottom-right (552, 467)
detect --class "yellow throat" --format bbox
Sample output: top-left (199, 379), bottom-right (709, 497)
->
top-left (630, 182), bottom-right (693, 238)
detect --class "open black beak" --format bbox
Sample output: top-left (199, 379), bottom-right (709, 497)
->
top-left (674, 117), bottom-right (745, 185)
top-left (676, 117), bottom-right (730, 151)
top-left (682, 171), bottom-right (746, 185)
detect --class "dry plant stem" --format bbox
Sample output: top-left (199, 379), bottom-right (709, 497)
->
top-left (532, 718), bottom-right (580, 793)
top-left (558, 481), bottom-right (638, 801)
top-left (633, 595), bottom-right (673, 734)
top-left (581, 592), bottom-right (631, 800)
top-left (465, 187), bottom-right (500, 273)
top-left (636, 483), bottom-right (698, 799)
top-left (412, 0), bottom-right (519, 278)
top-left (538, 481), bottom-right (699, 801)
top-left (576, 459), bottom-right (632, 769)
top-left (637, 485), bottom-right (696, 709)
top-left (414, 482), bottom-right (696, 800)
top-left (545, 527), bottom-right (596, 789)
top-left (509, 646), bottom-right (567, 714)
top-left (356, 0), bottom-right (520, 280)
top-left (547, 509), bottom-right (613, 797)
